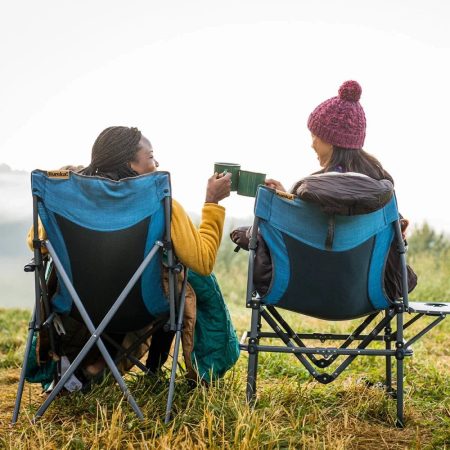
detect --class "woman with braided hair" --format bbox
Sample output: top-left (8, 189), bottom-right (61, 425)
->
top-left (81, 126), bottom-right (150, 180)
top-left (32, 125), bottom-right (231, 277)
top-left (29, 125), bottom-right (233, 382)
top-left (79, 126), bottom-right (232, 273)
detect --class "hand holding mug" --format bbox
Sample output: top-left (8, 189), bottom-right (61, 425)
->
top-left (205, 172), bottom-right (232, 203)
top-left (265, 178), bottom-right (286, 192)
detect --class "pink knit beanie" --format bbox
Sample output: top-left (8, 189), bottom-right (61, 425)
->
top-left (307, 80), bottom-right (366, 149)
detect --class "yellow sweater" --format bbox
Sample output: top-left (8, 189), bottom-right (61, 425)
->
top-left (27, 199), bottom-right (225, 276)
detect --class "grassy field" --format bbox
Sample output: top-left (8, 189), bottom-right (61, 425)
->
top-left (0, 228), bottom-right (449, 449)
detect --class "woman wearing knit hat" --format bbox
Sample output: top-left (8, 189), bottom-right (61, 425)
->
top-left (232, 80), bottom-right (416, 299)
top-left (265, 80), bottom-right (393, 191)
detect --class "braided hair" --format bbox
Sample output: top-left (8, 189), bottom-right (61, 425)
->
top-left (82, 126), bottom-right (144, 180)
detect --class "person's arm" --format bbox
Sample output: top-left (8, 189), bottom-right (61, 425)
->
top-left (170, 172), bottom-right (231, 275)
top-left (171, 199), bottom-right (225, 275)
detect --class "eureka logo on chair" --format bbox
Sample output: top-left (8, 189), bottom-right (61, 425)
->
top-left (47, 170), bottom-right (71, 179)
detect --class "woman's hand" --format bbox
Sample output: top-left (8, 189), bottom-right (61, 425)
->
top-left (265, 178), bottom-right (286, 192)
top-left (229, 226), bottom-right (251, 250)
top-left (205, 172), bottom-right (232, 203)
top-left (400, 218), bottom-right (409, 240)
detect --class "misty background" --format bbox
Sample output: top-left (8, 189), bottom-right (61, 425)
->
top-left (0, 163), bottom-right (252, 308)
top-left (1, 0), bottom-right (450, 308)
top-left (0, 164), bottom-right (34, 307)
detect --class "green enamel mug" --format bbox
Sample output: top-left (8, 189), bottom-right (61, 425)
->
top-left (214, 162), bottom-right (241, 191)
top-left (237, 170), bottom-right (266, 197)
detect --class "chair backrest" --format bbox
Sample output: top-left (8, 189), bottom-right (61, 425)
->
top-left (253, 186), bottom-right (400, 320)
top-left (31, 170), bottom-right (172, 332)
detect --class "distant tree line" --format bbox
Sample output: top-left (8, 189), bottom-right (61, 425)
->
top-left (408, 223), bottom-right (450, 258)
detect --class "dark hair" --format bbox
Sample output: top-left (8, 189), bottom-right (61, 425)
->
top-left (82, 126), bottom-right (145, 180)
top-left (291, 147), bottom-right (393, 194)
top-left (327, 147), bottom-right (393, 182)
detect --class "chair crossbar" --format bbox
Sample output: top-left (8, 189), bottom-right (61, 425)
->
top-left (404, 315), bottom-right (446, 348)
top-left (256, 332), bottom-right (386, 342)
top-left (245, 344), bottom-right (403, 357)
top-left (243, 303), bottom-right (400, 384)
top-left (265, 305), bottom-right (381, 367)
top-left (402, 313), bottom-right (425, 329)
top-left (101, 331), bottom-right (153, 374)
top-left (259, 307), bottom-right (318, 376)
top-left (114, 316), bottom-right (167, 360)
top-left (34, 239), bottom-right (163, 420)
top-left (106, 334), bottom-right (149, 373)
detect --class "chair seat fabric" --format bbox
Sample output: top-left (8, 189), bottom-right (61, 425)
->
top-left (254, 186), bottom-right (399, 318)
top-left (31, 170), bottom-right (171, 331)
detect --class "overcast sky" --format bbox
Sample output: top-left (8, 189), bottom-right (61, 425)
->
top-left (1, 0), bottom-right (449, 231)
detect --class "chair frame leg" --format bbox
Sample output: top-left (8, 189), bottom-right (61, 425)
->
top-left (164, 270), bottom-right (189, 424)
top-left (11, 309), bottom-right (37, 424)
top-left (384, 311), bottom-right (394, 396)
top-left (164, 329), bottom-right (183, 424)
top-left (246, 302), bottom-right (261, 404)
top-left (12, 230), bottom-right (45, 425)
top-left (247, 352), bottom-right (259, 404)
top-left (396, 357), bottom-right (404, 427)
top-left (395, 303), bottom-right (405, 428)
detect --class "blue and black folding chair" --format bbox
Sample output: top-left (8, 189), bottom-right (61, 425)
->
top-left (240, 185), bottom-right (450, 427)
top-left (12, 169), bottom-right (187, 424)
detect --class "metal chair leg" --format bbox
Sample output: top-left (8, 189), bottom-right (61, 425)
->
top-left (164, 270), bottom-right (188, 424)
top-left (246, 302), bottom-right (261, 405)
top-left (385, 312), bottom-right (394, 396)
top-left (246, 351), bottom-right (259, 404)
top-left (396, 357), bottom-right (404, 428)
top-left (164, 329), bottom-right (182, 424)
top-left (11, 311), bottom-right (36, 424)
top-left (395, 302), bottom-right (405, 428)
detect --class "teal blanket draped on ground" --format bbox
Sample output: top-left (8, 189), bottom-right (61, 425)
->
top-left (25, 334), bottom-right (56, 389)
top-left (188, 271), bottom-right (240, 380)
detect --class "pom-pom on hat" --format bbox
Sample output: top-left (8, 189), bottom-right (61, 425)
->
top-left (307, 80), bottom-right (366, 149)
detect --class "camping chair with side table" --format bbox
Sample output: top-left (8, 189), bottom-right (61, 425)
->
top-left (239, 177), bottom-right (450, 427)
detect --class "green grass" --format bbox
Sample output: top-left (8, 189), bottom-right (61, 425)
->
top-left (0, 231), bottom-right (449, 449)
top-left (0, 309), bottom-right (30, 369)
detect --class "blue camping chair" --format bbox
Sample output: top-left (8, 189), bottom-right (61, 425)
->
top-left (12, 169), bottom-right (186, 424)
top-left (240, 186), bottom-right (450, 427)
